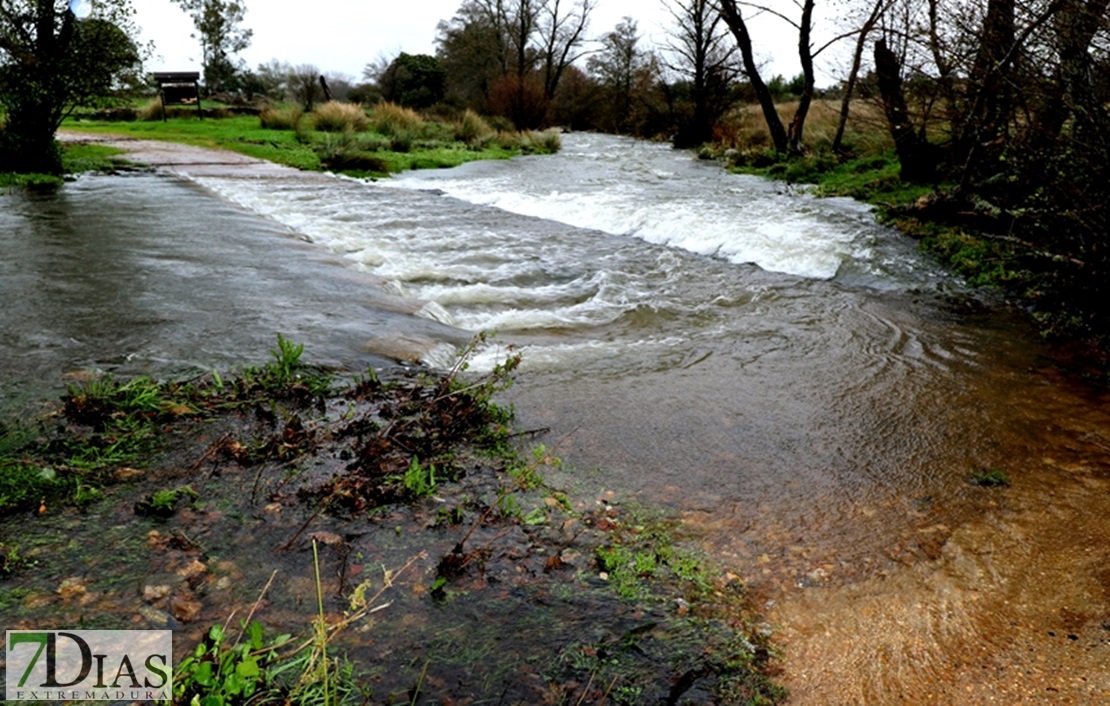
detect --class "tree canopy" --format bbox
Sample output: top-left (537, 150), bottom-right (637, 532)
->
top-left (379, 53), bottom-right (446, 109)
top-left (0, 0), bottom-right (142, 173)
top-left (171, 0), bottom-right (252, 94)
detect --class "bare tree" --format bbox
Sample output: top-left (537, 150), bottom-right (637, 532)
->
top-left (288, 63), bottom-right (323, 111)
top-left (436, 1), bottom-right (506, 110)
top-left (663, 0), bottom-right (738, 147)
top-left (831, 0), bottom-right (892, 152)
top-left (537, 0), bottom-right (595, 100)
top-left (171, 0), bottom-right (252, 94)
top-left (588, 17), bottom-right (650, 133)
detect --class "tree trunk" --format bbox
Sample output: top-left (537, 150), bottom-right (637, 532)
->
top-left (833, 0), bottom-right (885, 152)
top-left (787, 0), bottom-right (816, 153)
top-left (874, 38), bottom-right (934, 182)
top-left (719, 0), bottom-right (788, 153)
top-left (0, 2), bottom-right (71, 173)
top-left (1036, 0), bottom-right (1110, 142)
top-left (954, 0), bottom-right (1015, 182)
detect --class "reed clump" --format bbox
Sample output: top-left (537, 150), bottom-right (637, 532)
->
top-left (370, 101), bottom-right (423, 137)
top-left (137, 98), bottom-right (164, 122)
top-left (259, 106), bottom-right (304, 130)
top-left (314, 132), bottom-right (390, 173)
top-left (454, 109), bottom-right (494, 146)
top-left (311, 101), bottom-right (369, 133)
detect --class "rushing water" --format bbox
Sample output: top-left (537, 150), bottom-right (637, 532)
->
top-left (3, 133), bottom-right (1108, 702)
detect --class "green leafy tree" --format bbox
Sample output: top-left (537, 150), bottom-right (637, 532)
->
top-left (0, 0), bottom-right (142, 174)
top-left (172, 0), bottom-right (252, 94)
top-left (378, 52), bottom-right (446, 109)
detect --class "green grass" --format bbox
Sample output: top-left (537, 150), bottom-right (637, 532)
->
top-left (736, 149), bottom-right (937, 205)
top-left (60, 109), bottom-right (557, 178)
top-left (0, 335), bottom-right (333, 517)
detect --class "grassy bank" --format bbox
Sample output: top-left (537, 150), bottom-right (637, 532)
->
top-left (0, 141), bottom-right (126, 188)
top-left (59, 101), bottom-right (561, 179)
top-left (0, 338), bottom-right (785, 704)
top-left (712, 99), bottom-right (1107, 355)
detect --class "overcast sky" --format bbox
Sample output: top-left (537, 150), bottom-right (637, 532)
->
top-left (131, 0), bottom-right (811, 83)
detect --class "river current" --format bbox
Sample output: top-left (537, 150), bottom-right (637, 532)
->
top-left (2, 133), bottom-right (1108, 702)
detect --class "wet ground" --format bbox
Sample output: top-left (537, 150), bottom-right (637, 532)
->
top-left (5, 134), bottom-right (1109, 703)
top-left (0, 364), bottom-right (781, 704)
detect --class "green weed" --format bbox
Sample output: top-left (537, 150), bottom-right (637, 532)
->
top-left (401, 457), bottom-right (437, 498)
top-left (0, 543), bottom-right (35, 578)
top-left (135, 485), bottom-right (199, 517)
top-left (970, 468), bottom-right (1011, 487)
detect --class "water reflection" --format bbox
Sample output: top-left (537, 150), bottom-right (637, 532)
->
top-left (0, 173), bottom-right (463, 412)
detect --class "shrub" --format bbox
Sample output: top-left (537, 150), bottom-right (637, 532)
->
top-left (514, 130), bottom-right (562, 155)
top-left (311, 101), bottom-right (369, 133)
top-left (259, 106), bottom-right (304, 130)
top-left (535, 129), bottom-right (562, 153)
top-left (485, 114), bottom-right (516, 133)
top-left (315, 132), bottom-right (390, 173)
top-left (370, 101), bottom-right (423, 136)
top-left (389, 129), bottom-right (414, 153)
top-left (137, 99), bottom-right (164, 122)
top-left (454, 109), bottom-right (493, 146)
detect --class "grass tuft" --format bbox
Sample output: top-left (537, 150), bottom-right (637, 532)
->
top-left (310, 101), bottom-right (368, 133)
top-left (259, 106), bottom-right (304, 130)
top-left (137, 98), bottom-right (165, 122)
top-left (454, 109), bottom-right (494, 146)
top-left (369, 102), bottom-right (423, 137)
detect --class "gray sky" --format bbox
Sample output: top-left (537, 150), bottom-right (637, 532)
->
top-left (132, 0), bottom-right (811, 83)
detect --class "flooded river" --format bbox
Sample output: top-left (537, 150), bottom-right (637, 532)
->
top-left (2, 133), bottom-right (1108, 702)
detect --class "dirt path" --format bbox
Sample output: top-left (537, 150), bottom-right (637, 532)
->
top-left (59, 131), bottom-right (323, 179)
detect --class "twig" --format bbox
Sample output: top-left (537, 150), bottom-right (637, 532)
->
top-left (574, 672), bottom-right (596, 706)
top-left (231, 570), bottom-right (278, 650)
top-left (598, 674), bottom-right (620, 705)
top-left (191, 432), bottom-right (232, 476)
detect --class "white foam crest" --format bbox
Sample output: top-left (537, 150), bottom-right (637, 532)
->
top-left (419, 342), bottom-right (463, 370)
top-left (463, 335), bottom-right (690, 375)
top-left (416, 301), bottom-right (457, 326)
top-left (385, 136), bottom-right (903, 281)
top-left (449, 299), bottom-right (624, 332)
top-left (413, 273), bottom-right (600, 307)
top-left (394, 181), bottom-right (857, 280)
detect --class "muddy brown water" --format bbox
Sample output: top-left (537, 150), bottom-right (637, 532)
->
top-left (2, 134), bottom-right (1109, 703)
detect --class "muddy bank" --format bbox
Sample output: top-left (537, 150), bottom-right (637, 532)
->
top-left (752, 414), bottom-right (1110, 704)
top-left (0, 352), bottom-right (783, 704)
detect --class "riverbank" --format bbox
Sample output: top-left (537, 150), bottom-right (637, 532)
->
top-left (724, 147), bottom-right (1110, 373)
top-left (59, 107), bottom-right (561, 179)
top-left (0, 339), bottom-right (785, 703)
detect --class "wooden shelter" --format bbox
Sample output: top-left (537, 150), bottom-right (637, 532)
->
top-left (152, 72), bottom-right (202, 121)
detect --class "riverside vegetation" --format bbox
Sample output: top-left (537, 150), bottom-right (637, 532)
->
top-left (702, 98), bottom-right (1110, 369)
top-left (55, 99), bottom-right (561, 179)
top-left (0, 336), bottom-right (785, 704)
